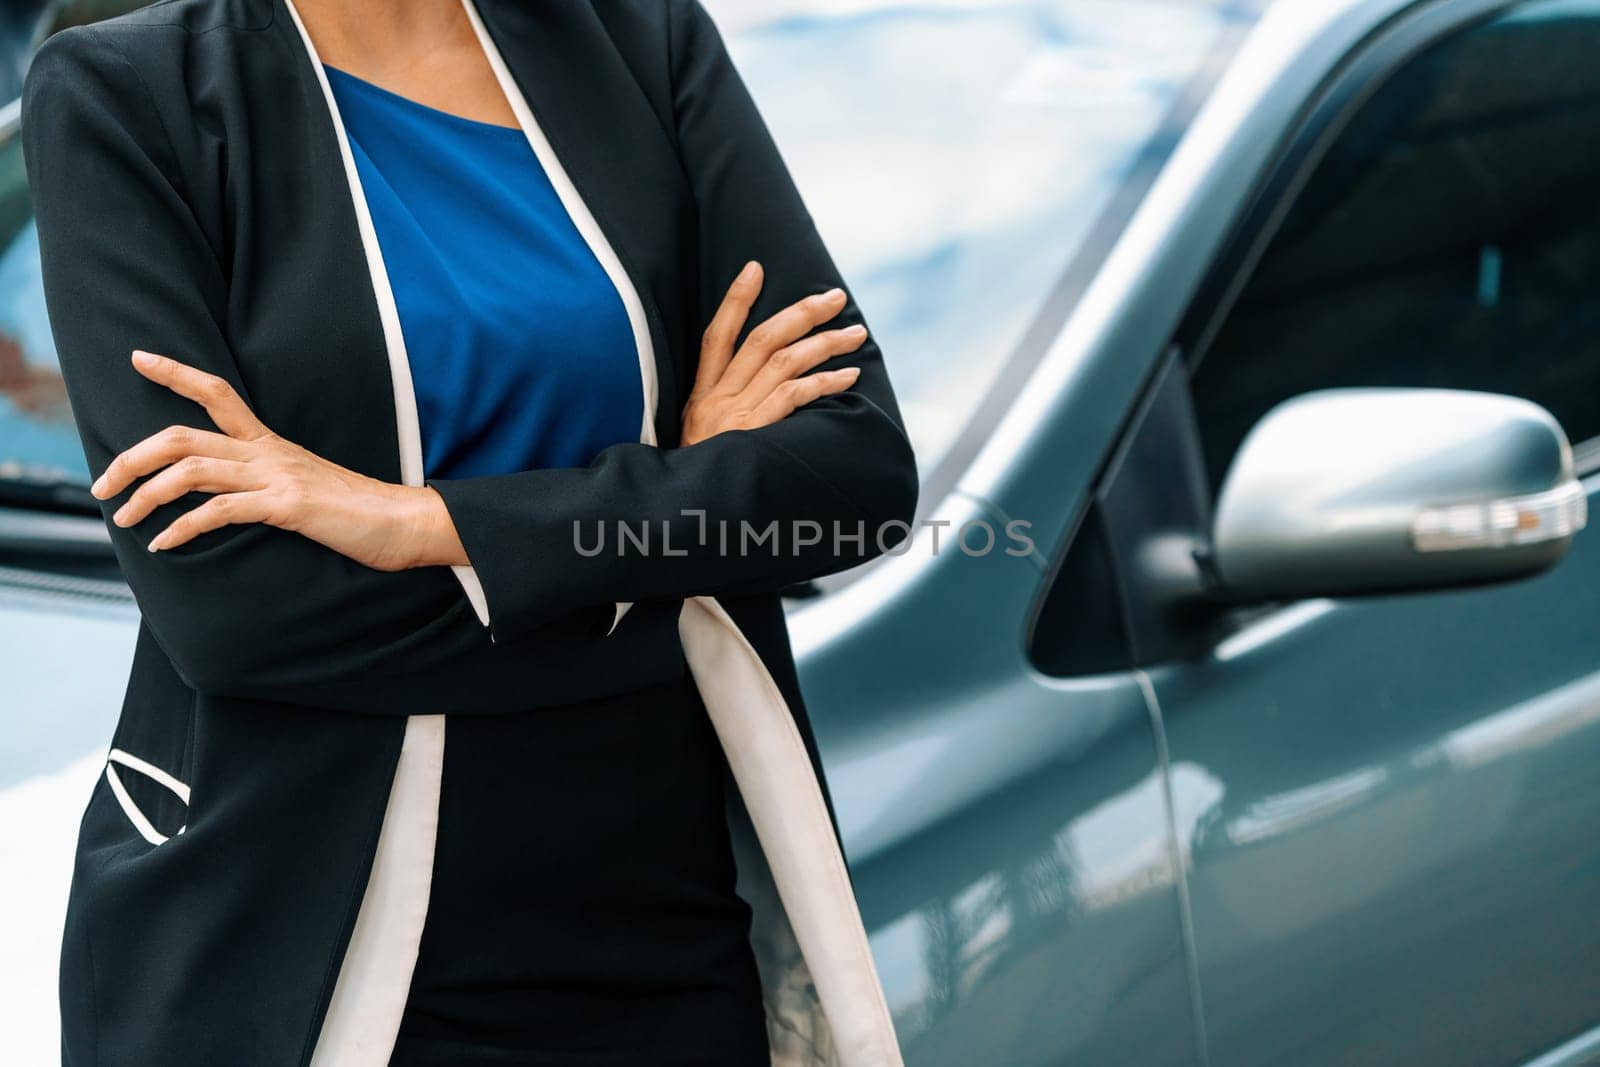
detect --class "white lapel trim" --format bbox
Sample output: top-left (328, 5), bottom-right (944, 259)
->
top-left (459, 0), bottom-right (654, 637)
top-left (458, 0), bottom-right (659, 448)
top-left (681, 597), bottom-right (904, 1066)
top-left (279, 7), bottom-right (447, 1067)
top-left (306, 715), bottom-right (443, 1067)
top-left (283, 0), bottom-right (494, 628)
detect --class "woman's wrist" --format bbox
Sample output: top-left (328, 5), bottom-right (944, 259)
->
top-left (388, 483), bottom-right (471, 570)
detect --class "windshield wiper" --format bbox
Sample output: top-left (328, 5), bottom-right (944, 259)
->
top-left (0, 471), bottom-right (115, 566)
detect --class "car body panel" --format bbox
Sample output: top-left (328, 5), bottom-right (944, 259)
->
top-left (794, 493), bottom-right (1201, 1063)
top-left (0, 579), bottom-right (131, 1050)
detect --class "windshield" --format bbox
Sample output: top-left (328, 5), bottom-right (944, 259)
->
top-left (727, 0), bottom-right (1256, 480)
top-left (0, 0), bottom-right (1255, 506)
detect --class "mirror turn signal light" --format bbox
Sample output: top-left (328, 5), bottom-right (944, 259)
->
top-left (1412, 481), bottom-right (1588, 553)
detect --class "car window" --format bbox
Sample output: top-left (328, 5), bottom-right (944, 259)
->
top-left (1190, 0), bottom-right (1600, 492)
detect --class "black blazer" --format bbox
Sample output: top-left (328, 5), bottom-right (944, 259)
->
top-left (22, 1), bottom-right (918, 1064)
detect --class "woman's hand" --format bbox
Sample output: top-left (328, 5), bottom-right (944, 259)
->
top-left (90, 350), bottom-right (467, 570)
top-left (680, 260), bottom-right (867, 447)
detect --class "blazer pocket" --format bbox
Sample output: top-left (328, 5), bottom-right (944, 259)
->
top-left (103, 748), bottom-right (191, 846)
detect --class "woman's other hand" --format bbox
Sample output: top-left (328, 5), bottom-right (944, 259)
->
top-left (680, 260), bottom-right (866, 447)
top-left (90, 350), bottom-right (466, 570)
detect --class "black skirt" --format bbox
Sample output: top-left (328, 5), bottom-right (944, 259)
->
top-left (389, 666), bottom-right (769, 1066)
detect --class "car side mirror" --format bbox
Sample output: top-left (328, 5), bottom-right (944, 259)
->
top-left (1210, 388), bottom-right (1587, 603)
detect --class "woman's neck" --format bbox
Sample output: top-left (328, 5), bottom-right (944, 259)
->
top-left (290, 0), bottom-right (521, 129)
top-left (292, 0), bottom-right (479, 77)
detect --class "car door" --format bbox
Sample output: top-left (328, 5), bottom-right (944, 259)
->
top-left (1146, 2), bottom-right (1600, 1064)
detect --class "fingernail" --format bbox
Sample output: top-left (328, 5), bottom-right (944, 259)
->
top-left (132, 349), bottom-right (158, 367)
top-left (845, 323), bottom-right (867, 338)
top-left (90, 475), bottom-right (107, 497)
top-left (112, 505), bottom-right (129, 526)
top-left (824, 287), bottom-right (846, 302)
top-left (740, 260), bottom-right (759, 280)
top-left (147, 539), bottom-right (163, 552)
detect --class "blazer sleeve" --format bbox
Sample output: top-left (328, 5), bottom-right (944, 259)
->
top-left (424, 0), bottom-right (921, 645)
top-left (22, 26), bottom-right (500, 705)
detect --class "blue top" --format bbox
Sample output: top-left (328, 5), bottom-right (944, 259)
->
top-left (323, 64), bottom-right (642, 480)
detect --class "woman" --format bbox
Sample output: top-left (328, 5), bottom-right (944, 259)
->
top-left (22, 0), bottom-right (919, 1064)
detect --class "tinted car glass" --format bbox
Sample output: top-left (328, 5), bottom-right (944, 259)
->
top-left (1191, 0), bottom-right (1600, 491)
